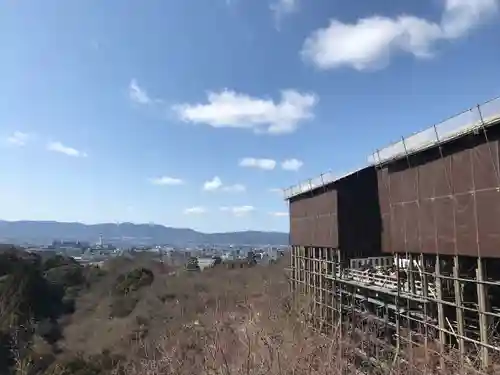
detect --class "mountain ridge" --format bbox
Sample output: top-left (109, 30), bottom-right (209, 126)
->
top-left (0, 220), bottom-right (289, 246)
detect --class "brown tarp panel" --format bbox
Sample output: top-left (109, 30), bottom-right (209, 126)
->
top-left (455, 192), bottom-right (476, 256)
top-left (404, 201), bottom-right (420, 253)
top-left (419, 199), bottom-right (437, 254)
top-left (473, 141), bottom-right (499, 190)
top-left (381, 213), bottom-right (392, 253)
top-left (452, 147), bottom-right (472, 194)
top-left (289, 167), bottom-right (381, 259)
top-left (289, 189), bottom-right (339, 248)
top-left (435, 197), bottom-right (455, 255)
top-left (476, 189), bottom-right (500, 257)
top-left (379, 130), bottom-right (500, 258)
top-left (378, 167), bottom-right (390, 214)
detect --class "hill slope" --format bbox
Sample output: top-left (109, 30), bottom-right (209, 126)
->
top-left (0, 220), bottom-right (288, 246)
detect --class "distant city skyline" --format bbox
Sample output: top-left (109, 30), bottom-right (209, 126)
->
top-left (0, 220), bottom-right (289, 247)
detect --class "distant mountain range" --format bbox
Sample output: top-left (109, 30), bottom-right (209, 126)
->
top-left (0, 220), bottom-right (289, 247)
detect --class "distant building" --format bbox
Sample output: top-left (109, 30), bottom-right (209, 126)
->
top-left (197, 257), bottom-right (216, 270)
top-left (51, 240), bottom-right (90, 249)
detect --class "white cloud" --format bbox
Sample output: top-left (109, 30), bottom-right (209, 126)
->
top-left (203, 177), bottom-right (245, 192)
top-left (269, 188), bottom-right (284, 194)
top-left (269, 211), bottom-right (289, 217)
top-left (173, 89), bottom-right (318, 134)
top-left (442, 0), bottom-right (498, 38)
top-left (302, 0), bottom-right (498, 71)
top-left (203, 176), bottom-right (223, 191)
top-left (239, 157), bottom-right (277, 170)
top-left (7, 131), bottom-right (30, 146)
top-left (184, 206), bottom-right (207, 215)
top-left (281, 158), bottom-right (303, 171)
top-left (129, 79), bottom-right (152, 104)
top-left (270, 0), bottom-right (299, 29)
top-left (149, 176), bottom-right (184, 186)
top-left (46, 141), bottom-right (87, 158)
top-left (222, 184), bottom-right (246, 193)
top-left (220, 205), bottom-right (255, 216)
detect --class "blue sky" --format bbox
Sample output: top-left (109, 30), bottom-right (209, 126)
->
top-left (1, 0), bottom-right (499, 233)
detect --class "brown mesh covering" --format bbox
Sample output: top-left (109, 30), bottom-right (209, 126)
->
top-left (289, 188), bottom-right (338, 247)
top-left (289, 168), bottom-right (381, 259)
top-left (378, 128), bottom-right (500, 257)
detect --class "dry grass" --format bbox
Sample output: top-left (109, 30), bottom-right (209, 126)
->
top-left (59, 257), bottom-right (289, 357)
top-left (31, 255), bottom-right (499, 375)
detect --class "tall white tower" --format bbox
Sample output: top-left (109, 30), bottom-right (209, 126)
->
top-left (98, 234), bottom-right (103, 247)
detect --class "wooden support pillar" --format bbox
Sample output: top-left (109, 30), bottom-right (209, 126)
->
top-left (331, 248), bottom-right (337, 328)
top-left (297, 246), bottom-right (301, 296)
top-left (408, 253), bottom-right (416, 295)
top-left (306, 247), bottom-right (311, 298)
top-left (435, 255), bottom-right (446, 371)
top-left (407, 253), bottom-right (414, 367)
top-left (476, 257), bottom-right (490, 370)
top-left (395, 253), bottom-right (401, 353)
top-left (291, 246), bottom-right (296, 294)
top-left (337, 248), bottom-right (344, 375)
top-left (300, 247), bottom-right (304, 298)
top-left (319, 247), bottom-right (324, 330)
top-left (312, 247), bottom-right (317, 327)
top-left (420, 253), bottom-right (429, 373)
top-left (453, 255), bottom-right (465, 365)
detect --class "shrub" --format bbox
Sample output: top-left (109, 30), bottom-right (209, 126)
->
top-left (83, 265), bottom-right (106, 287)
top-left (0, 248), bottom-right (40, 276)
top-left (45, 356), bottom-right (103, 375)
top-left (45, 264), bottom-right (85, 289)
top-left (0, 266), bottom-right (57, 328)
top-left (46, 351), bottom-right (125, 375)
top-left (0, 331), bottom-right (12, 374)
top-left (43, 255), bottom-right (78, 271)
top-left (35, 319), bottom-right (62, 344)
top-left (109, 295), bottom-right (139, 318)
top-left (114, 268), bottom-right (154, 296)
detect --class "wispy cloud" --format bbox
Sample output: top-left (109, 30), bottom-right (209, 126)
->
top-left (269, 188), bottom-right (283, 194)
top-left (7, 131), bottom-right (30, 146)
top-left (302, 0), bottom-right (498, 71)
top-left (270, 0), bottom-right (299, 29)
top-left (173, 89), bottom-right (318, 134)
top-left (149, 176), bottom-right (184, 186)
top-left (184, 206), bottom-right (207, 215)
top-left (129, 79), bottom-right (152, 104)
top-left (239, 158), bottom-right (277, 170)
top-left (203, 176), bottom-right (223, 191)
top-left (46, 141), bottom-right (87, 158)
top-left (203, 177), bottom-right (245, 192)
top-left (281, 158), bottom-right (303, 171)
top-left (222, 184), bottom-right (246, 193)
top-left (220, 205), bottom-right (255, 216)
top-left (239, 157), bottom-right (303, 171)
top-left (269, 211), bottom-right (288, 217)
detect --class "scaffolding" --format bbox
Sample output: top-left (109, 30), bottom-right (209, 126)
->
top-left (286, 96), bottom-right (500, 374)
top-left (289, 248), bottom-right (500, 374)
